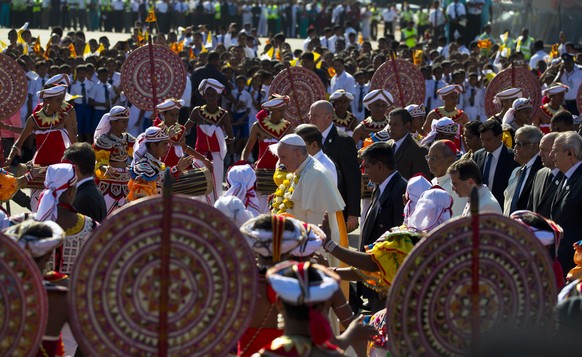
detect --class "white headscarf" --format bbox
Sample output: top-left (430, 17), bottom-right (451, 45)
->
top-left (408, 187), bottom-right (453, 231)
top-left (35, 163), bottom-right (77, 222)
top-left (214, 196), bottom-right (254, 227)
top-left (403, 175), bottom-right (432, 225)
top-left (420, 117), bottom-right (459, 147)
top-left (502, 97), bottom-right (533, 126)
top-left (225, 164), bottom-right (260, 215)
top-left (290, 224), bottom-right (325, 258)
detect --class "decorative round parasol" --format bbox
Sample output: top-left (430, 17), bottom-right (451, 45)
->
top-left (370, 57), bottom-right (426, 108)
top-left (484, 66), bottom-right (542, 118)
top-left (576, 83), bottom-right (582, 115)
top-left (121, 44), bottom-right (186, 111)
top-left (69, 195), bottom-right (258, 356)
top-left (0, 232), bottom-right (48, 356)
top-left (268, 66), bottom-right (326, 125)
top-left (386, 213), bottom-right (557, 357)
top-left (0, 53), bottom-right (28, 121)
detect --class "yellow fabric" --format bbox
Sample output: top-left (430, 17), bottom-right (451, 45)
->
top-left (0, 172), bottom-right (19, 202)
top-left (355, 233), bottom-right (415, 293)
top-left (94, 150), bottom-right (111, 179)
top-left (127, 178), bottom-right (157, 202)
top-left (502, 130), bottom-right (513, 148)
top-left (568, 244), bottom-right (582, 281)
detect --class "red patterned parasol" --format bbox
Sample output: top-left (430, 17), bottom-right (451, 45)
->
top-left (121, 44), bottom-right (186, 111)
top-left (68, 195), bottom-right (258, 356)
top-left (386, 213), bottom-right (557, 356)
top-left (269, 66), bottom-right (326, 125)
top-left (0, 53), bottom-right (28, 121)
top-left (370, 57), bottom-right (425, 108)
top-left (484, 65), bottom-right (542, 118)
top-left (0, 232), bottom-right (48, 356)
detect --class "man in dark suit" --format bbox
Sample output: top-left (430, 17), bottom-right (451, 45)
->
top-left (527, 132), bottom-right (562, 218)
top-left (472, 119), bottom-right (519, 207)
top-left (502, 125), bottom-right (544, 215)
top-left (359, 142), bottom-right (407, 251)
top-left (190, 51), bottom-right (236, 107)
top-left (387, 108), bottom-right (432, 180)
top-left (63, 143), bottom-right (107, 223)
top-left (550, 131), bottom-right (582, 274)
top-left (309, 100), bottom-right (361, 231)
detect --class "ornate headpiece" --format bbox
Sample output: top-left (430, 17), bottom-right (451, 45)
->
top-left (329, 89), bottom-right (354, 102)
top-left (262, 94), bottom-right (291, 110)
top-left (363, 89), bottom-right (394, 110)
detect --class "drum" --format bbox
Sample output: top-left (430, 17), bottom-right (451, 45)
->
top-left (255, 168), bottom-right (277, 194)
top-left (172, 168), bottom-right (213, 196)
top-left (361, 173), bottom-right (373, 199)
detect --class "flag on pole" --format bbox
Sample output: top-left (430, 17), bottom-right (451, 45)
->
top-left (145, 8), bottom-right (157, 23)
top-left (44, 38), bottom-right (52, 59)
top-left (69, 43), bottom-right (77, 58)
top-left (33, 36), bottom-right (42, 56)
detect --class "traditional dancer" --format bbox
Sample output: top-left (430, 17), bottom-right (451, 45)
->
top-left (352, 89), bottom-right (393, 146)
top-left (127, 126), bottom-right (192, 201)
top-left (187, 79), bottom-right (235, 199)
top-left (405, 104), bottom-right (427, 142)
top-left (489, 87), bottom-right (523, 123)
top-left (533, 83), bottom-right (568, 134)
top-left (5, 85), bottom-right (77, 210)
top-left (93, 106), bottom-right (135, 215)
top-left (423, 85), bottom-right (468, 136)
top-left (329, 89), bottom-right (357, 135)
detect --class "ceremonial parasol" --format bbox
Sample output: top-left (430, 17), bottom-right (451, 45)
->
top-left (68, 175), bottom-right (258, 356)
top-left (484, 65), bottom-right (542, 118)
top-left (386, 212), bottom-right (557, 356)
top-left (0, 232), bottom-right (48, 356)
top-left (120, 44), bottom-right (186, 112)
top-left (370, 55), bottom-right (425, 108)
top-left (0, 53), bottom-right (28, 121)
top-left (268, 66), bottom-right (326, 125)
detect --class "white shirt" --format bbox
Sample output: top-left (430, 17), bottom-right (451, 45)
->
top-left (156, 1), bottom-right (169, 13)
top-left (330, 71), bottom-right (355, 94)
top-left (231, 88), bottom-right (253, 114)
top-left (429, 8), bottom-right (446, 27)
top-left (462, 185), bottom-right (501, 216)
top-left (556, 65), bottom-right (582, 101)
top-left (88, 81), bottom-right (116, 110)
top-left (462, 84), bottom-right (485, 121)
top-left (528, 50), bottom-right (549, 69)
top-left (564, 161), bottom-right (582, 180)
top-left (321, 123), bottom-right (334, 143)
top-left (313, 150), bottom-right (338, 186)
top-left (446, 1), bottom-right (466, 19)
top-left (503, 154), bottom-right (539, 215)
top-left (181, 73), bottom-right (192, 107)
top-left (70, 79), bottom-right (95, 105)
top-left (351, 83), bottom-right (370, 122)
top-left (378, 171), bottom-right (397, 196)
top-left (393, 133), bottom-right (409, 153)
top-left (466, 0), bottom-right (484, 15)
top-left (76, 177), bottom-right (94, 188)
top-left (112, 0), bottom-right (125, 11)
top-left (174, 2), bottom-right (189, 13)
top-left (382, 7), bottom-right (397, 22)
top-left (485, 143), bottom-right (503, 188)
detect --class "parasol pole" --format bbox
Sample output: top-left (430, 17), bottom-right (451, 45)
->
top-left (511, 62), bottom-right (516, 88)
top-left (148, 12), bottom-right (159, 118)
top-left (389, 51), bottom-right (405, 107)
top-left (158, 170), bottom-right (173, 356)
top-left (470, 186), bottom-right (480, 356)
top-left (284, 67), bottom-right (303, 123)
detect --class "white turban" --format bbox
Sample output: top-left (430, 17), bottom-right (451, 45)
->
top-left (198, 78), bottom-right (225, 95)
top-left (437, 84), bottom-right (462, 100)
top-left (291, 224), bottom-right (325, 258)
top-left (408, 188), bottom-right (453, 231)
top-left (329, 89), bottom-right (354, 102)
top-left (262, 94), bottom-right (290, 109)
top-left (36, 163), bottom-right (77, 222)
top-left (363, 89), bottom-right (394, 110)
top-left (5, 220), bottom-right (65, 259)
top-left (267, 261), bottom-right (339, 305)
top-left (94, 106), bottom-right (130, 142)
top-left (132, 126), bottom-right (169, 162)
top-left (405, 104), bottom-right (426, 117)
top-left (493, 87), bottom-right (523, 105)
top-left (156, 98), bottom-right (185, 112)
top-left (45, 73), bottom-right (71, 88)
top-left (37, 85), bottom-right (66, 99)
top-left (420, 117), bottom-right (459, 147)
top-left (502, 98), bottom-right (533, 126)
top-left (214, 196), bottom-right (254, 227)
top-left (542, 83), bottom-right (569, 97)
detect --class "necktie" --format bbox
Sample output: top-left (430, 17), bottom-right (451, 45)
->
top-left (109, 79), bottom-right (113, 85)
top-left (483, 152), bottom-right (493, 186)
top-left (433, 79), bottom-right (438, 99)
top-left (510, 166), bottom-right (527, 213)
top-left (470, 88), bottom-right (475, 107)
top-left (104, 84), bottom-right (110, 108)
top-left (81, 82), bottom-right (86, 105)
top-left (358, 86), bottom-right (364, 112)
top-left (361, 185), bottom-right (381, 250)
top-left (41, 78), bottom-right (45, 87)
top-left (454, 3), bottom-right (459, 19)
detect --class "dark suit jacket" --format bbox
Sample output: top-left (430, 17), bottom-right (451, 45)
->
top-left (391, 134), bottom-right (431, 180)
top-left (323, 125), bottom-right (361, 217)
top-left (73, 179), bottom-right (107, 223)
top-left (527, 167), bottom-right (562, 218)
top-left (512, 156), bottom-right (544, 212)
top-left (551, 164), bottom-right (582, 273)
top-left (473, 145), bottom-right (519, 207)
top-left (359, 172), bottom-right (407, 251)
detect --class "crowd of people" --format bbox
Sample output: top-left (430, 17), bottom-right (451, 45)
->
top-left (1, 1), bottom-right (582, 354)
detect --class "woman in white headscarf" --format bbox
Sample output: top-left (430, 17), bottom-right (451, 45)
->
top-left (36, 163), bottom-right (98, 275)
top-left (402, 175), bottom-right (432, 227)
top-left (214, 163), bottom-right (261, 223)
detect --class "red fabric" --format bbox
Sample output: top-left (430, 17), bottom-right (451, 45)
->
top-left (163, 145), bottom-right (181, 167)
top-left (36, 339), bottom-right (64, 357)
top-left (195, 126), bottom-right (220, 153)
top-left (255, 141), bottom-right (278, 169)
top-left (33, 132), bottom-right (66, 166)
top-left (238, 327), bottom-right (283, 357)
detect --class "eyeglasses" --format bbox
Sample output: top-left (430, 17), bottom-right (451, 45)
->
top-left (425, 155), bottom-right (440, 161)
top-left (515, 141), bottom-right (539, 147)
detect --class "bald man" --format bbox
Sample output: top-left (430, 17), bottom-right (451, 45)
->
top-left (309, 100), bottom-right (361, 231)
top-left (428, 140), bottom-right (465, 216)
